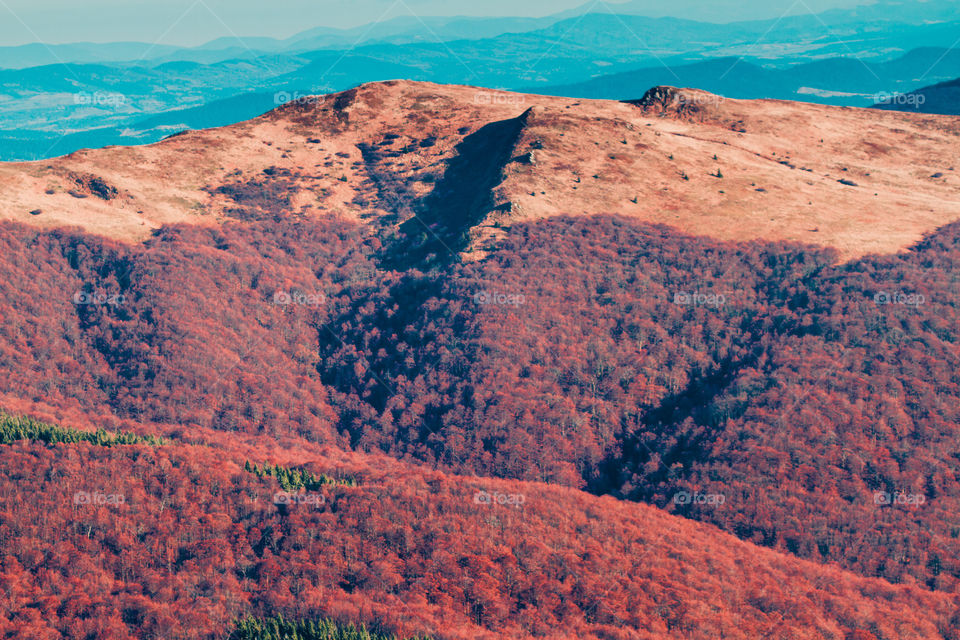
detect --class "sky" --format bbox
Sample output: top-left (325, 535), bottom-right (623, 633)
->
top-left (0, 0), bottom-right (872, 47)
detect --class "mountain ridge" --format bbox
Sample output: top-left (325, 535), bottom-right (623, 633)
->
top-left (2, 80), bottom-right (959, 262)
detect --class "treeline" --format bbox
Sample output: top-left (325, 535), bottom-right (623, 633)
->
top-left (230, 616), bottom-right (430, 640)
top-left (0, 411), bottom-right (164, 446)
top-left (244, 461), bottom-right (356, 490)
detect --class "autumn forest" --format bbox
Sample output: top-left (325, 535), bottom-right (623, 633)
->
top-left (1, 210), bottom-right (959, 638)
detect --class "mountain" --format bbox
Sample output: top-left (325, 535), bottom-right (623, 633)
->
top-left (3, 81), bottom-right (957, 258)
top-left (3, 81), bottom-right (960, 638)
top-left (0, 56), bottom-right (306, 132)
top-left (4, 0), bottom-right (955, 70)
top-left (283, 15), bottom-right (563, 51)
top-left (3, 80), bottom-right (960, 638)
top-left (874, 76), bottom-right (960, 115)
top-left (557, 0), bottom-right (952, 24)
top-left (0, 41), bottom-right (183, 69)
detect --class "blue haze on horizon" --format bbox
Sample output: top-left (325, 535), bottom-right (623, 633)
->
top-left (0, 0), bottom-right (873, 47)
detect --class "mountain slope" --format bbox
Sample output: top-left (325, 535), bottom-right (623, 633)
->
top-left (2, 207), bottom-right (960, 590)
top-left (4, 81), bottom-right (960, 637)
top-left (3, 409), bottom-right (958, 639)
top-left (2, 81), bottom-right (959, 261)
top-left (2, 209), bottom-right (960, 637)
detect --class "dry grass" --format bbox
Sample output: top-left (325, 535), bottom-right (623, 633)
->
top-left (2, 81), bottom-right (959, 261)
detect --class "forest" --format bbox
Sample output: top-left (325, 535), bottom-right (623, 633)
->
top-left (1, 413), bottom-right (957, 639)
top-left (1, 213), bottom-right (959, 638)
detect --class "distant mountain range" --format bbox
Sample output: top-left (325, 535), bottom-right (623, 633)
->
top-left (2, 0), bottom-right (956, 69)
top-left (874, 76), bottom-right (960, 115)
top-left (533, 47), bottom-right (960, 107)
top-left (1, 0), bottom-right (958, 161)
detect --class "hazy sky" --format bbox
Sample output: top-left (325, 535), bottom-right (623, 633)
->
top-left (0, 0), bottom-right (871, 47)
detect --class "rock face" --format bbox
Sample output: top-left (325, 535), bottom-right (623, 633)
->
top-left (2, 79), bottom-right (960, 260)
top-left (630, 86), bottom-right (717, 117)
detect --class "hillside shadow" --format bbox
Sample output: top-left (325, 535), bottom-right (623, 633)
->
top-left (379, 108), bottom-right (530, 271)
